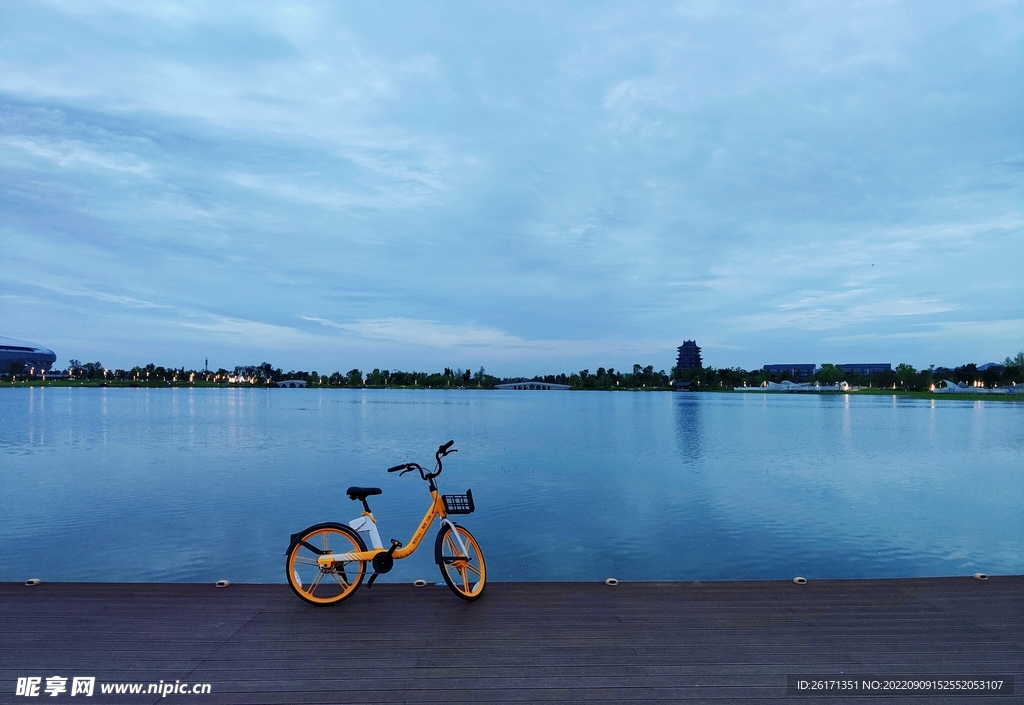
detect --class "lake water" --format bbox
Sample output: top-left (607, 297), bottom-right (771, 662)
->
top-left (1, 387), bottom-right (1022, 584)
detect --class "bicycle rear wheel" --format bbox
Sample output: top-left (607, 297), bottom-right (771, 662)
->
top-left (286, 523), bottom-right (366, 605)
top-left (436, 524), bottom-right (486, 600)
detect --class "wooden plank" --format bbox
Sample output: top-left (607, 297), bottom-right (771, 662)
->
top-left (0, 579), bottom-right (1020, 704)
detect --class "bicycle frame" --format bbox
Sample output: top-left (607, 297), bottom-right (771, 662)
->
top-left (316, 488), bottom-right (468, 567)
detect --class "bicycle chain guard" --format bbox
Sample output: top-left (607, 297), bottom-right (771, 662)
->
top-left (367, 538), bottom-right (403, 588)
top-left (372, 552), bottom-right (394, 574)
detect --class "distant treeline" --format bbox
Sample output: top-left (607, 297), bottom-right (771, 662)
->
top-left (49, 362), bottom-right (505, 388)
top-left (10, 353), bottom-right (1024, 391)
top-left (44, 362), bottom-right (673, 390)
top-left (675, 354), bottom-right (1024, 391)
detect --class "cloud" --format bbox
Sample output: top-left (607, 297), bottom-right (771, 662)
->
top-left (180, 316), bottom-right (316, 349)
top-left (0, 2), bottom-right (1021, 371)
top-left (732, 294), bottom-right (962, 332)
top-left (0, 135), bottom-right (152, 175)
top-left (304, 316), bottom-right (523, 348)
top-left (4, 277), bottom-right (166, 310)
top-left (302, 316), bottom-right (677, 360)
top-left (824, 318), bottom-right (1024, 343)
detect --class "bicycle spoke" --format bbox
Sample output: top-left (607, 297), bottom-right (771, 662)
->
top-left (308, 571), bottom-right (326, 593)
top-left (294, 556), bottom-right (319, 566)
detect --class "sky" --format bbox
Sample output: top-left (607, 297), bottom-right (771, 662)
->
top-left (1, 1), bottom-right (1022, 375)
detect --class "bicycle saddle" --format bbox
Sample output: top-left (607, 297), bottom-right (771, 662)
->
top-left (346, 486), bottom-right (382, 501)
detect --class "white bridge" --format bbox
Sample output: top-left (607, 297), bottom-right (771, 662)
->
top-left (495, 382), bottom-right (570, 390)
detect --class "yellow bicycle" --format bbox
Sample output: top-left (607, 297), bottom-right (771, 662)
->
top-left (285, 440), bottom-right (486, 604)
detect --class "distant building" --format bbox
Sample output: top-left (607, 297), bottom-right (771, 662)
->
top-left (838, 363), bottom-right (891, 376)
top-left (675, 340), bottom-right (702, 370)
top-left (0, 337), bottom-right (57, 375)
top-left (763, 364), bottom-right (816, 379)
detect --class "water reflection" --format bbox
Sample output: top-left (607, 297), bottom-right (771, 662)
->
top-left (1, 388), bottom-right (1021, 583)
top-left (673, 393), bottom-right (704, 464)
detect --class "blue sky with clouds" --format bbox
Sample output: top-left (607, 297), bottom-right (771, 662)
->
top-left (2, 1), bottom-right (1021, 374)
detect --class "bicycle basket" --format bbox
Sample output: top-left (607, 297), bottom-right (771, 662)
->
top-left (442, 489), bottom-right (475, 515)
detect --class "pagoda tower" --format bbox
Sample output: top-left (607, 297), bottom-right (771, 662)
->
top-left (675, 340), bottom-right (702, 370)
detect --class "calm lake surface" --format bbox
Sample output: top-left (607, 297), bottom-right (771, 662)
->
top-left (2, 387), bottom-right (1022, 584)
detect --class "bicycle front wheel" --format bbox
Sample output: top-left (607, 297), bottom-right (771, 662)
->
top-left (436, 524), bottom-right (486, 600)
top-left (286, 523), bottom-right (366, 605)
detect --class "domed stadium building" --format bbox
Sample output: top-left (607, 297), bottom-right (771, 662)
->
top-left (1, 337), bottom-right (57, 375)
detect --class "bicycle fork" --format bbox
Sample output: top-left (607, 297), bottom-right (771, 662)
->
top-left (433, 516), bottom-right (476, 581)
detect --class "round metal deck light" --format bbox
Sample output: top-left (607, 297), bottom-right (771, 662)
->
top-left (605, 578), bottom-right (619, 586)
top-left (973, 573), bottom-right (988, 581)
top-left (793, 576), bottom-right (808, 585)
top-left (413, 579), bottom-right (428, 587)
top-left (25, 578), bottom-right (41, 586)
top-left (215, 580), bottom-right (231, 588)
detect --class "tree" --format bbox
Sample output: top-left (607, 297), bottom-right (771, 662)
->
top-left (346, 369), bottom-right (363, 387)
top-left (895, 363), bottom-right (917, 389)
top-left (816, 364), bottom-right (842, 385)
top-left (717, 367), bottom-right (746, 388)
top-left (954, 363), bottom-right (978, 386)
top-left (1003, 352), bottom-right (1023, 383)
top-left (82, 362), bottom-right (105, 380)
top-left (870, 368), bottom-right (898, 388)
top-left (255, 362), bottom-right (277, 381)
top-left (981, 365), bottom-right (1001, 389)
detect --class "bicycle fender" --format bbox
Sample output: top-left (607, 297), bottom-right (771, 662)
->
top-left (284, 522), bottom-right (357, 555)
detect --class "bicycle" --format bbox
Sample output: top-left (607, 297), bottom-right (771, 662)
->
top-left (285, 440), bottom-right (486, 605)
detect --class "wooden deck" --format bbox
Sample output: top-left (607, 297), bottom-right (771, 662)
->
top-left (1, 578), bottom-right (1020, 704)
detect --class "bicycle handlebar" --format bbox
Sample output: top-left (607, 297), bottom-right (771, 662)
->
top-left (387, 441), bottom-right (458, 484)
